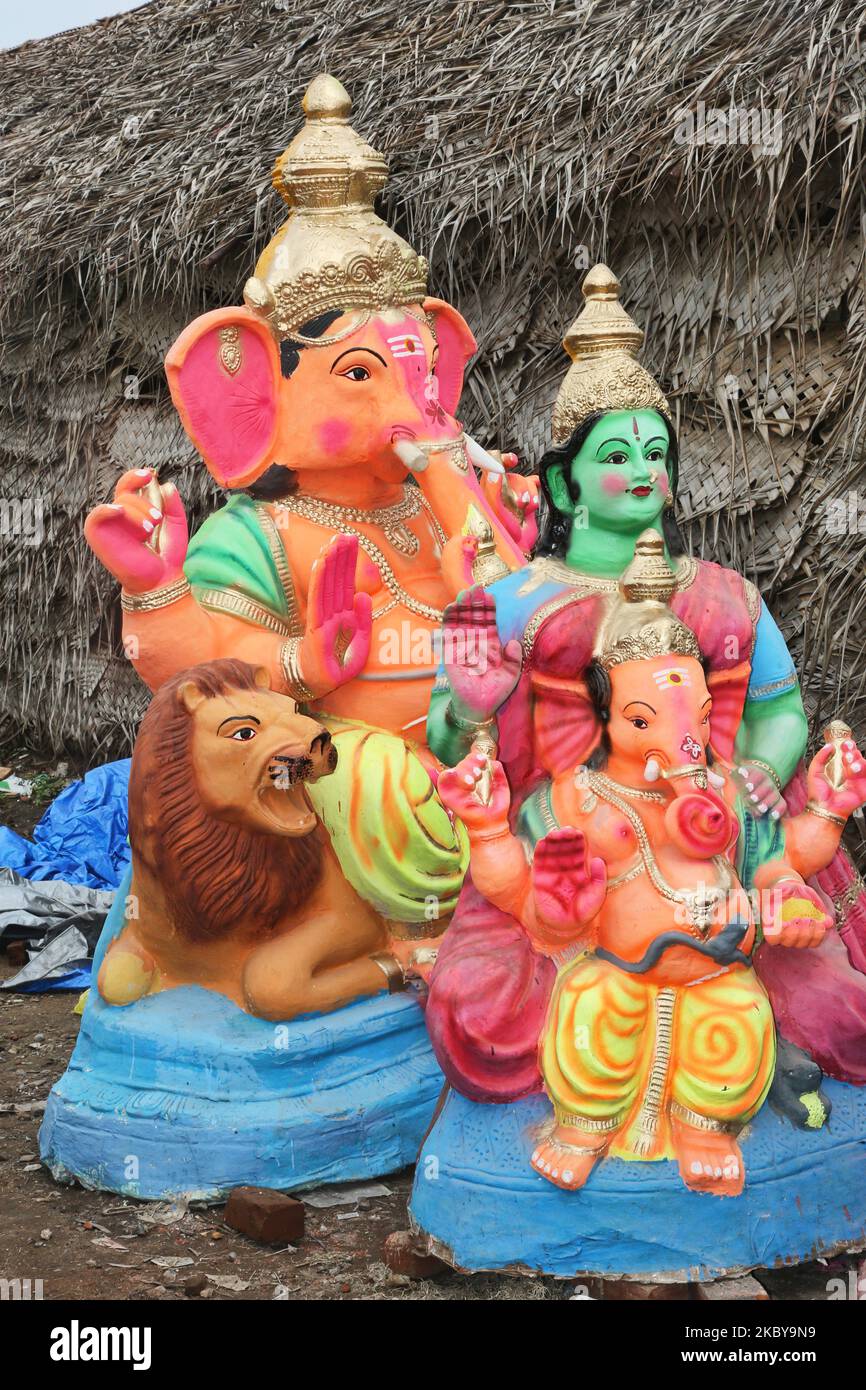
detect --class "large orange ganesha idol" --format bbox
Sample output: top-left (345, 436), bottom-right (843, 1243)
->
top-left (44, 76), bottom-right (540, 1200)
top-left (83, 72), bottom-right (537, 994)
top-left (410, 537), bottom-right (866, 1280)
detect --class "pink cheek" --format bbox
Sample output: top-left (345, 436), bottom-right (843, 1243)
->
top-left (657, 473), bottom-right (670, 496)
top-left (318, 418), bottom-right (354, 454)
top-left (601, 472), bottom-right (629, 496)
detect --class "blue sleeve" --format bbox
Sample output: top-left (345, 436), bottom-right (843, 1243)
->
top-left (747, 603), bottom-right (797, 702)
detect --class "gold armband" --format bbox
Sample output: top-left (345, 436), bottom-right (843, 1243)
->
top-left (120, 575), bottom-right (191, 613)
top-left (369, 952), bottom-right (407, 994)
top-left (279, 636), bottom-right (315, 703)
top-left (805, 800), bottom-right (846, 828)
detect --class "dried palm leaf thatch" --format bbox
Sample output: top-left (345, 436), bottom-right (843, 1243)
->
top-left (1, 0), bottom-right (864, 759)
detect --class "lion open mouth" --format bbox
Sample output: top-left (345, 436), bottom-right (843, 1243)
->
top-left (258, 754), bottom-right (319, 835)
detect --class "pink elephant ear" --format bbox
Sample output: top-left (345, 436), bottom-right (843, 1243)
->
top-left (423, 296), bottom-right (477, 417)
top-left (165, 308), bottom-right (281, 488)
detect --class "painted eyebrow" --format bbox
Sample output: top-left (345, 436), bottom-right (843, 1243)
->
top-left (644, 436), bottom-right (667, 447)
top-left (330, 347), bottom-right (388, 372)
top-left (623, 700), bottom-right (657, 715)
top-left (595, 438), bottom-right (631, 455)
top-left (217, 714), bottom-right (262, 731)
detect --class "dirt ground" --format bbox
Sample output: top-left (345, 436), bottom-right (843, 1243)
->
top-left (0, 779), bottom-right (863, 1302)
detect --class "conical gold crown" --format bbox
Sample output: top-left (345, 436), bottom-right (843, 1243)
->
top-left (596, 531), bottom-right (701, 668)
top-left (552, 264), bottom-right (670, 444)
top-left (244, 75), bottom-right (428, 341)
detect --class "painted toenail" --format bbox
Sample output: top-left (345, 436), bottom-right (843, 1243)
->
top-left (690, 1161), bottom-right (703, 1175)
top-left (563, 1171), bottom-right (573, 1183)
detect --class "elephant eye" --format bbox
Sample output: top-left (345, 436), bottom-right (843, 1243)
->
top-left (229, 726), bottom-right (257, 741)
top-left (340, 365), bottom-right (371, 382)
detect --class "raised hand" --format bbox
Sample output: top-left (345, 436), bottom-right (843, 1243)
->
top-left (807, 737), bottom-right (866, 820)
top-left (438, 750), bottom-right (511, 832)
top-left (762, 879), bottom-right (832, 948)
top-left (299, 535), bottom-right (373, 696)
top-left (531, 827), bottom-right (607, 935)
top-left (443, 585), bottom-right (522, 722)
top-left (85, 468), bottom-right (188, 594)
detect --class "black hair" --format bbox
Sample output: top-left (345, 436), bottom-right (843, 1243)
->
top-left (245, 309), bottom-right (346, 502)
top-left (533, 409), bottom-right (685, 560)
top-left (278, 309), bottom-right (345, 378)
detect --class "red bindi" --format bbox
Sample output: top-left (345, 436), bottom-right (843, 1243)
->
top-left (632, 415), bottom-right (640, 438)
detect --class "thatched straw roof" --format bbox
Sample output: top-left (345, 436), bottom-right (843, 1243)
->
top-left (1, 0), bottom-right (865, 766)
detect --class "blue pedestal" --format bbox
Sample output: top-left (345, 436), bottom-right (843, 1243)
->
top-left (39, 871), bottom-right (442, 1200)
top-left (410, 1088), bottom-right (866, 1280)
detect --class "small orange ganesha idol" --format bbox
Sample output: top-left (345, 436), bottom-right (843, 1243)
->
top-left (413, 534), bottom-right (866, 1277)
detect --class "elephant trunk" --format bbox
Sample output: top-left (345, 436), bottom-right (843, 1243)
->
top-left (403, 439), bottom-right (526, 567)
top-left (663, 778), bottom-right (738, 859)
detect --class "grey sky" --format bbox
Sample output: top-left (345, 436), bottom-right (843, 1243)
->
top-left (1, 0), bottom-right (149, 51)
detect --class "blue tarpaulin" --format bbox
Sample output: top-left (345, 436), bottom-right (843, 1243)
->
top-left (0, 759), bottom-right (131, 891)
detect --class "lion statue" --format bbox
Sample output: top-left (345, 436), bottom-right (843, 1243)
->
top-left (98, 658), bottom-right (423, 1020)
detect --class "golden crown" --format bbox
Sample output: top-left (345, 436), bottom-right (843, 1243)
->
top-left (596, 532), bottom-right (701, 668)
top-left (552, 264), bottom-right (671, 444)
top-left (243, 75), bottom-right (429, 341)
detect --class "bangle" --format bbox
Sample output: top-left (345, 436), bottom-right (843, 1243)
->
top-left (120, 575), bottom-right (191, 612)
top-left (805, 800), bottom-right (846, 828)
top-left (470, 822), bottom-right (512, 843)
top-left (445, 702), bottom-right (495, 736)
top-left (369, 952), bottom-right (406, 994)
top-left (280, 637), bottom-right (315, 702)
top-left (747, 759), bottom-right (783, 790)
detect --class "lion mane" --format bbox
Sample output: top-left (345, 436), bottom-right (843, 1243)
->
top-left (129, 659), bottom-right (323, 942)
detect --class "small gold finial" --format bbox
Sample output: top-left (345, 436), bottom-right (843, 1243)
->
top-left (301, 73), bottom-right (352, 120)
top-left (620, 530), bottom-right (677, 604)
top-left (581, 263), bottom-right (621, 300)
top-left (595, 532), bottom-right (700, 668)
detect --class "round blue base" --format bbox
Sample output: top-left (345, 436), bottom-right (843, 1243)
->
top-left (409, 1087), bottom-right (866, 1280)
top-left (39, 873), bottom-right (443, 1200)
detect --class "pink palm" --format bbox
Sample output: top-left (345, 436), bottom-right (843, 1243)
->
top-left (443, 585), bottom-right (522, 720)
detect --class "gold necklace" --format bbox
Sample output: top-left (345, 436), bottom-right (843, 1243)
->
top-left (277, 486), bottom-right (445, 557)
top-left (530, 553), bottom-right (699, 593)
top-left (586, 770), bottom-right (732, 936)
top-left (274, 491), bottom-right (446, 624)
top-left (579, 769), bottom-right (667, 806)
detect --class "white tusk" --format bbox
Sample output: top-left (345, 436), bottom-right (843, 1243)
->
top-left (644, 758), bottom-right (661, 783)
top-left (708, 770), bottom-right (726, 789)
top-left (465, 435), bottom-right (506, 476)
top-left (393, 439), bottom-right (429, 473)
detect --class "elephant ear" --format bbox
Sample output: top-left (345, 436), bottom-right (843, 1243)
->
top-left (423, 296), bottom-right (477, 417)
top-left (165, 307), bottom-right (282, 488)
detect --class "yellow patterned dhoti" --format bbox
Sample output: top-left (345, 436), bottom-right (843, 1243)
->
top-left (540, 955), bottom-right (775, 1160)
